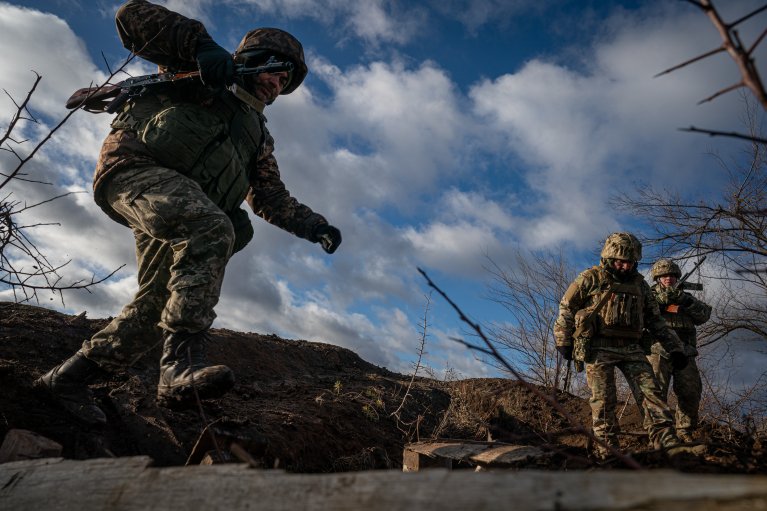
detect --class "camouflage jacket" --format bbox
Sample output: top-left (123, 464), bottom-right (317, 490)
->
top-left (651, 283), bottom-right (711, 344)
top-left (554, 264), bottom-right (683, 354)
top-left (93, 0), bottom-right (327, 241)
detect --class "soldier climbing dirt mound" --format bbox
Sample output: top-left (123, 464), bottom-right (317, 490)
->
top-left (36, 0), bottom-right (342, 425)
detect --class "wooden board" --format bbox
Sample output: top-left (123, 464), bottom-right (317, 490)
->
top-left (2, 456), bottom-right (766, 511)
top-left (404, 441), bottom-right (546, 471)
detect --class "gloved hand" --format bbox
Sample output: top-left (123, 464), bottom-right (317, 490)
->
top-left (668, 287), bottom-right (686, 304)
top-left (556, 344), bottom-right (573, 361)
top-left (195, 36), bottom-right (235, 88)
top-left (679, 293), bottom-right (695, 307)
top-left (669, 351), bottom-right (689, 370)
top-left (314, 224), bottom-right (342, 254)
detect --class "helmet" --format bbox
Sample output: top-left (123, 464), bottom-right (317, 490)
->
top-left (600, 232), bottom-right (642, 261)
top-left (650, 258), bottom-right (682, 280)
top-left (234, 28), bottom-right (308, 95)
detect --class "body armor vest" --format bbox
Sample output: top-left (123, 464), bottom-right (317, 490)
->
top-left (660, 309), bottom-right (696, 331)
top-left (111, 89), bottom-right (265, 214)
top-left (652, 285), bottom-right (698, 336)
top-left (594, 270), bottom-right (644, 340)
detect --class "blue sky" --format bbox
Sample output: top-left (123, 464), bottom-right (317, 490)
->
top-left (1, 0), bottom-right (766, 382)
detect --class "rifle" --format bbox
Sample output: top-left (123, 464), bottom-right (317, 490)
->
top-left (66, 56), bottom-right (294, 114)
top-left (676, 255), bottom-right (706, 291)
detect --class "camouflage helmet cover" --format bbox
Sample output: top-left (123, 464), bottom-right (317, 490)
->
top-left (600, 232), bottom-right (642, 261)
top-left (235, 28), bottom-right (308, 95)
top-left (650, 258), bottom-right (682, 280)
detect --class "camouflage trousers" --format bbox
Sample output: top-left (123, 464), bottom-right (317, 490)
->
top-left (586, 346), bottom-right (678, 452)
top-left (80, 166), bottom-right (235, 369)
top-left (647, 352), bottom-right (702, 435)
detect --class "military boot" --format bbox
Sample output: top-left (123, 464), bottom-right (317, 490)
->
top-left (667, 443), bottom-right (707, 457)
top-left (662, 432), bottom-right (706, 457)
top-left (593, 437), bottom-right (620, 460)
top-left (156, 330), bottom-right (235, 409)
top-left (34, 352), bottom-right (107, 426)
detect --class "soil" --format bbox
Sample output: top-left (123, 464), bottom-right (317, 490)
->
top-left (1, 301), bottom-right (764, 473)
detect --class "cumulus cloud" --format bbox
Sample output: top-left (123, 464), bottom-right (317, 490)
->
top-left (467, 2), bottom-right (746, 250)
top-left (166, 0), bottom-right (427, 47)
top-left (0, 3), bottom-right (103, 117)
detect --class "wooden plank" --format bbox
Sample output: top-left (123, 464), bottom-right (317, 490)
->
top-left (2, 456), bottom-right (766, 511)
top-left (402, 448), bottom-right (454, 472)
top-left (407, 441), bottom-right (488, 461)
top-left (469, 445), bottom-right (544, 465)
top-left (405, 441), bottom-right (546, 469)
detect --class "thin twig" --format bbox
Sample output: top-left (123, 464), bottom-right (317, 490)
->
top-left (679, 126), bottom-right (767, 144)
top-left (391, 292), bottom-right (431, 420)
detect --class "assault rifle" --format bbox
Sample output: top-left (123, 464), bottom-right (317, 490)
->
top-left (676, 255), bottom-right (706, 291)
top-left (66, 57), bottom-right (294, 114)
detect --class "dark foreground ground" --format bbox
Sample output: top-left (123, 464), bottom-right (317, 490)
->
top-left (0, 302), bottom-right (764, 473)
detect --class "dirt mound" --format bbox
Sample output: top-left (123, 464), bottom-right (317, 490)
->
top-left (1, 302), bottom-right (764, 473)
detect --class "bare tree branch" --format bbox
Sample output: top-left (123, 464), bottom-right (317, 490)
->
top-left (680, 126), bottom-right (767, 144)
top-left (614, 97), bottom-right (767, 345)
top-left (0, 54), bottom-right (137, 302)
top-left (484, 249), bottom-right (577, 391)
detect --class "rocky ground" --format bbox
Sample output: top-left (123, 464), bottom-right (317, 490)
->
top-left (1, 301), bottom-right (764, 473)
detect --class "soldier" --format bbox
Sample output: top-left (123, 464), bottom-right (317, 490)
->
top-left (554, 233), bottom-right (694, 458)
top-left (35, 0), bottom-right (342, 425)
top-left (647, 258), bottom-right (711, 442)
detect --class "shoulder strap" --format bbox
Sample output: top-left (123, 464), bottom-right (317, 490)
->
top-left (592, 282), bottom-right (618, 315)
top-left (584, 277), bottom-right (619, 322)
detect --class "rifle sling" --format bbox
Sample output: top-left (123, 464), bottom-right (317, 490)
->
top-left (583, 282), bottom-right (619, 325)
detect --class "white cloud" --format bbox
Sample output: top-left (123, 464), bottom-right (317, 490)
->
top-left (403, 221), bottom-right (501, 276)
top-left (0, 3), bottom-right (104, 117)
top-left (163, 0), bottom-right (428, 47)
top-left (302, 58), bottom-right (467, 207)
top-left (467, 2), bottom-right (748, 251)
top-left (441, 189), bottom-right (516, 231)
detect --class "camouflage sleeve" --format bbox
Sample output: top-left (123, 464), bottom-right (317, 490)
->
top-left (683, 292), bottom-right (712, 325)
top-left (554, 269), bottom-right (598, 347)
top-left (115, 0), bottom-right (209, 71)
top-left (246, 130), bottom-right (328, 241)
top-left (643, 280), bottom-right (683, 353)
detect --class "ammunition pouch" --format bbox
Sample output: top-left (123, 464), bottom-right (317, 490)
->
top-left (573, 309), bottom-right (594, 366)
top-left (640, 329), bottom-right (653, 355)
top-left (228, 207), bottom-right (253, 254)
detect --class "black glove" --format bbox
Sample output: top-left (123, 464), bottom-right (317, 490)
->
top-left (556, 345), bottom-right (573, 361)
top-left (669, 351), bottom-right (689, 370)
top-left (195, 36), bottom-right (235, 88)
top-left (314, 224), bottom-right (342, 254)
top-left (679, 293), bottom-right (695, 307)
